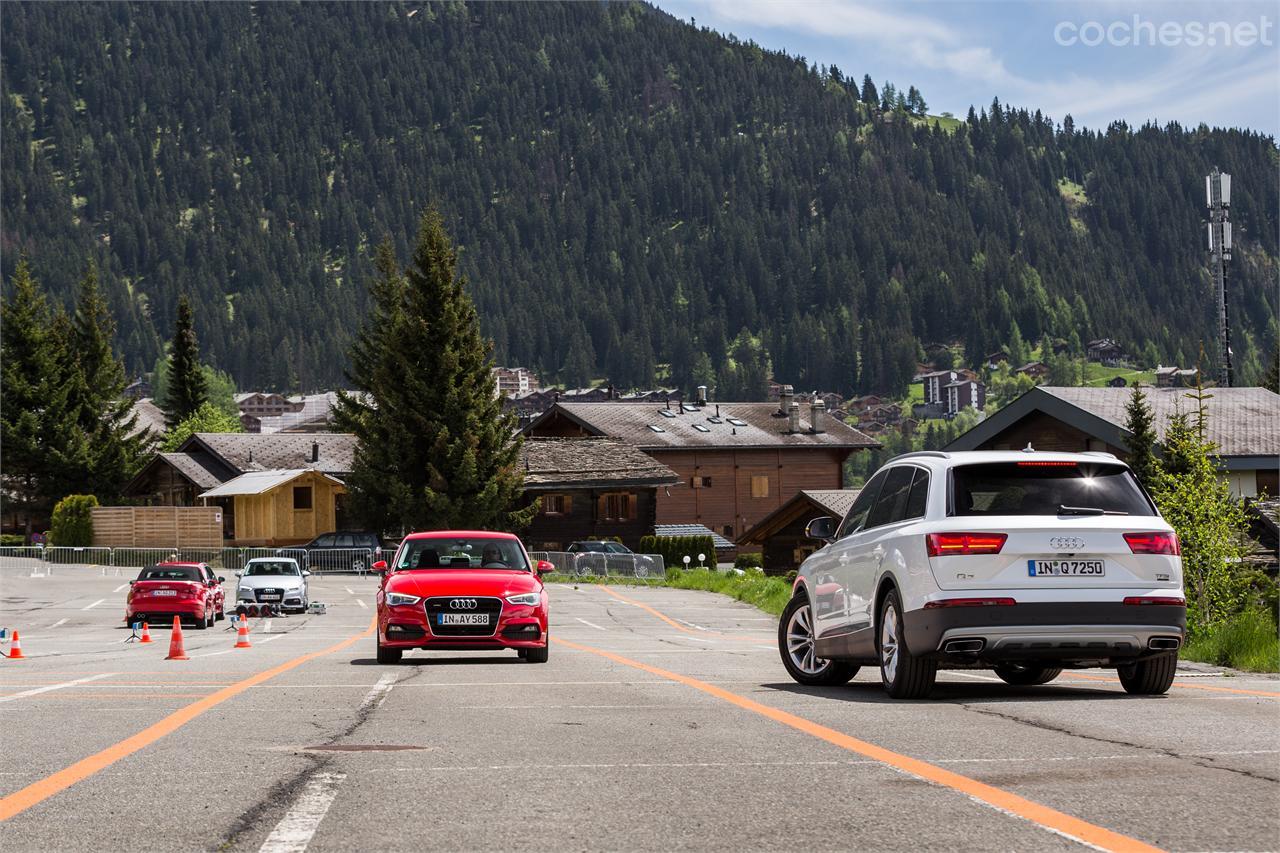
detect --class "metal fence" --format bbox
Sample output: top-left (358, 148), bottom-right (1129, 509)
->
top-left (0, 545), bottom-right (377, 574)
top-left (530, 551), bottom-right (666, 579)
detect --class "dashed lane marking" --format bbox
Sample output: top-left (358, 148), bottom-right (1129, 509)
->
top-left (574, 618), bottom-right (607, 631)
top-left (47, 619), bottom-right (67, 629)
top-left (345, 587), bottom-right (355, 595)
top-left (257, 771), bottom-right (347, 853)
top-left (0, 616), bottom-right (375, 822)
top-left (555, 636), bottom-right (1164, 853)
top-left (355, 599), bottom-right (368, 609)
top-left (113, 584), bottom-right (129, 592)
top-left (0, 674), bottom-right (116, 704)
top-left (80, 599), bottom-right (106, 611)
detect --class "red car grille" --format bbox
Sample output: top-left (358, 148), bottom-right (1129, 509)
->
top-left (425, 596), bottom-right (502, 636)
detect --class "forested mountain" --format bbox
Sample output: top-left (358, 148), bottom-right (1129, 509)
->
top-left (3, 2), bottom-right (1277, 395)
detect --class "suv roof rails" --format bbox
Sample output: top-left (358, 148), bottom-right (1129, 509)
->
top-left (886, 450), bottom-right (951, 464)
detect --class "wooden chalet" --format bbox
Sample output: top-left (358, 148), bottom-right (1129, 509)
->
top-left (521, 394), bottom-right (878, 545)
top-left (736, 489), bottom-right (861, 576)
top-left (519, 438), bottom-right (679, 551)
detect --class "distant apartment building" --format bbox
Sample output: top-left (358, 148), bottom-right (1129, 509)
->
top-left (943, 378), bottom-right (986, 416)
top-left (492, 366), bottom-right (541, 399)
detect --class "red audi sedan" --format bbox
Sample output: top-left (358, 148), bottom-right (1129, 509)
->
top-left (125, 562), bottom-right (224, 629)
top-left (373, 531), bottom-right (553, 664)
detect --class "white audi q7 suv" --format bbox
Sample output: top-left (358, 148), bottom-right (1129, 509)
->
top-left (779, 450), bottom-right (1186, 699)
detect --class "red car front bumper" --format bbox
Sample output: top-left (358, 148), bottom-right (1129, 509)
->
top-left (378, 597), bottom-right (547, 650)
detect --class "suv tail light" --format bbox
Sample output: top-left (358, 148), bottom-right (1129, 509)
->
top-left (924, 597), bottom-right (1016, 609)
top-left (1123, 532), bottom-right (1180, 556)
top-left (1123, 596), bottom-right (1186, 606)
top-left (925, 532), bottom-right (1007, 557)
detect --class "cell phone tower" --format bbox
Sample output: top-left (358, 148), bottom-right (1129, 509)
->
top-left (1206, 168), bottom-right (1233, 387)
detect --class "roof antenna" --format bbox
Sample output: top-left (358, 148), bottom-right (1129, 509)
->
top-left (1022, 442), bottom-right (1035, 452)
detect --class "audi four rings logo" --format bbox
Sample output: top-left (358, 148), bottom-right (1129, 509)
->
top-left (449, 598), bottom-right (478, 610)
top-left (1050, 537), bottom-right (1084, 551)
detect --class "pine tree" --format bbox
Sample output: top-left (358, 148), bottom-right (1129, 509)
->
top-left (335, 214), bottom-right (535, 536)
top-left (70, 262), bottom-right (146, 498)
top-left (860, 74), bottom-right (878, 107)
top-left (162, 295), bottom-right (207, 428)
top-left (0, 260), bottom-right (83, 538)
top-left (1122, 383), bottom-right (1159, 488)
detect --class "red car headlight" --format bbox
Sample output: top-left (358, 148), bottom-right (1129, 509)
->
top-left (505, 592), bottom-right (541, 606)
top-left (385, 592), bottom-right (421, 607)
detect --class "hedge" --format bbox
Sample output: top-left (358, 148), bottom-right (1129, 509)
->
top-left (638, 534), bottom-right (717, 570)
top-left (734, 552), bottom-right (763, 569)
top-left (50, 494), bottom-right (98, 547)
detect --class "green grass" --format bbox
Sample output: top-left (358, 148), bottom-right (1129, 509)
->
top-left (1082, 363), bottom-right (1156, 387)
top-left (1182, 609), bottom-right (1280, 673)
top-left (547, 568), bottom-right (792, 617)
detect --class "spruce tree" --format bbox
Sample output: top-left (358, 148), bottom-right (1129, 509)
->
top-left (335, 214), bottom-right (535, 536)
top-left (162, 295), bottom-right (207, 428)
top-left (71, 262), bottom-right (146, 498)
top-left (1122, 383), bottom-right (1160, 488)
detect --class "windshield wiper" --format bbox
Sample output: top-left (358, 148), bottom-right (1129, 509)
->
top-left (1058, 504), bottom-right (1129, 516)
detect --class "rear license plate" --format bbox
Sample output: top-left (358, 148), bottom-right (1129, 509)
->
top-left (1028, 559), bottom-right (1105, 577)
top-left (151, 590), bottom-right (177, 596)
top-left (439, 613), bottom-right (489, 626)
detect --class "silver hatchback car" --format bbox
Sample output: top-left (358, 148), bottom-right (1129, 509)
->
top-left (235, 557), bottom-right (311, 613)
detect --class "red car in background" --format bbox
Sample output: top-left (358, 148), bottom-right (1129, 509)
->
top-left (373, 531), bottom-right (553, 664)
top-left (125, 562), bottom-right (225, 629)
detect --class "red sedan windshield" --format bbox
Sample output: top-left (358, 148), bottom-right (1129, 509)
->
top-left (395, 537), bottom-right (530, 572)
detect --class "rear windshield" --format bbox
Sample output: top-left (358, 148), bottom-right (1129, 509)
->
top-left (244, 561), bottom-right (300, 577)
top-left (949, 462), bottom-right (1155, 517)
top-left (396, 537), bottom-right (530, 571)
top-left (138, 566), bottom-right (202, 581)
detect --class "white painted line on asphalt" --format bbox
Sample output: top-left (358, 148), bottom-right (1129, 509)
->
top-left (81, 599), bottom-right (106, 611)
top-left (575, 618), bottom-right (607, 631)
top-left (355, 599), bottom-right (368, 609)
top-left (48, 618), bottom-right (68, 629)
top-left (676, 618), bottom-right (710, 631)
top-left (257, 635), bottom-right (285, 644)
top-left (948, 671), bottom-right (1004, 683)
top-left (358, 672), bottom-right (397, 713)
top-left (344, 587), bottom-right (355, 595)
top-left (113, 583), bottom-right (129, 592)
top-left (257, 771), bottom-right (347, 853)
top-left (196, 650), bottom-right (234, 658)
top-left (0, 673), bottom-right (116, 704)
top-left (263, 619), bottom-right (273, 633)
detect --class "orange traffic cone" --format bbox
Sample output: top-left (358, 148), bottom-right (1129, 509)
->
top-left (6, 630), bottom-right (24, 660)
top-left (166, 615), bottom-right (189, 661)
top-left (233, 617), bottom-right (252, 649)
top-left (139, 622), bottom-right (153, 644)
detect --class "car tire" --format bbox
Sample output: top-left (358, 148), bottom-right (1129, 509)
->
top-left (526, 641), bottom-right (549, 663)
top-left (878, 591), bottom-right (936, 699)
top-left (517, 649), bottom-right (529, 659)
top-left (215, 607), bottom-right (225, 622)
top-left (993, 664), bottom-right (1062, 686)
top-left (1118, 652), bottom-right (1177, 695)
top-left (778, 594), bottom-right (859, 686)
top-left (192, 610), bottom-right (208, 630)
top-left (376, 634), bottom-right (402, 664)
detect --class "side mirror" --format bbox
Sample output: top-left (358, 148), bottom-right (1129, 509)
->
top-left (303, 570), bottom-right (312, 577)
top-left (805, 516), bottom-right (836, 542)
top-left (536, 560), bottom-right (555, 575)
top-left (235, 571), bottom-right (243, 578)
top-left (371, 560), bottom-right (388, 573)
top-left (218, 577), bottom-right (225, 584)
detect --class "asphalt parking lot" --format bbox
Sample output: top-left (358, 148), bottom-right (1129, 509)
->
top-left (0, 562), bottom-right (1277, 852)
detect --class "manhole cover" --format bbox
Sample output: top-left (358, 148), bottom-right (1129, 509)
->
top-left (306, 744), bottom-right (427, 752)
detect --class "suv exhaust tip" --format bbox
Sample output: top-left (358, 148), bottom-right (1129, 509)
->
top-left (1148, 637), bottom-right (1181, 651)
top-left (943, 639), bottom-right (985, 654)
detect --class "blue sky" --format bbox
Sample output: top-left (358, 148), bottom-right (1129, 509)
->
top-left (652, 0), bottom-right (1279, 135)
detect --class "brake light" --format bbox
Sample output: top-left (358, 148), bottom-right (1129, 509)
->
top-left (1124, 532), bottom-right (1180, 556)
top-left (1123, 596), bottom-right (1186, 606)
top-left (925, 532), bottom-right (1007, 557)
top-left (924, 597), bottom-right (1017, 608)
top-left (1016, 461), bottom-right (1077, 467)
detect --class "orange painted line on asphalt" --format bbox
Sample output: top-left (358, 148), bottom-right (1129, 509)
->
top-left (0, 616), bottom-right (375, 822)
top-left (1069, 671), bottom-right (1280, 698)
top-left (555, 636), bottom-right (1164, 853)
top-left (598, 586), bottom-right (768, 644)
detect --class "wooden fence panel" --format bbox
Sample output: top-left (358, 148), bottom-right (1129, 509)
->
top-left (91, 507), bottom-right (223, 548)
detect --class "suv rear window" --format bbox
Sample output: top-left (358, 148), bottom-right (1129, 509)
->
top-left (949, 462), bottom-right (1155, 517)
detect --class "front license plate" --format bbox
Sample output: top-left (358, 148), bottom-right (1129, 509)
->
top-left (151, 590), bottom-right (177, 596)
top-left (1028, 559), bottom-right (1106, 577)
top-left (439, 613), bottom-right (489, 626)
top-left (261, 594), bottom-right (281, 601)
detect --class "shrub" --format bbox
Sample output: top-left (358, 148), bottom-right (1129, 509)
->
top-left (639, 534), bottom-right (717, 571)
top-left (0, 533), bottom-right (26, 546)
top-left (50, 494), bottom-right (99, 546)
top-left (734, 552), bottom-right (762, 570)
top-left (1182, 608), bottom-right (1279, 672)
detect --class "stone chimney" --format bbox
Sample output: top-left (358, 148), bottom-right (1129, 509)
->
top-left (696, 385), bottom-right (708, 406)
top-left (809, 399), bottom-right (826, 434)
top-left (311, 441), bottom-right (320, 463)
top-left (778, 384), bottom-right (794, 416)
top-left (788, 401), bottom-right (801, 434)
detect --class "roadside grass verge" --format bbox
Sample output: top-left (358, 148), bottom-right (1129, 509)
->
top-left (1182, 609), bottom-right (1280, 673)
top-left (546, 568), bottom-right (791, 617)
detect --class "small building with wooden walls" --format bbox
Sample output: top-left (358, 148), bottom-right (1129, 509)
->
top-left (199, 469), bottom-right (345, 547)
top-left (736, 489), bottom-right (861, 577)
